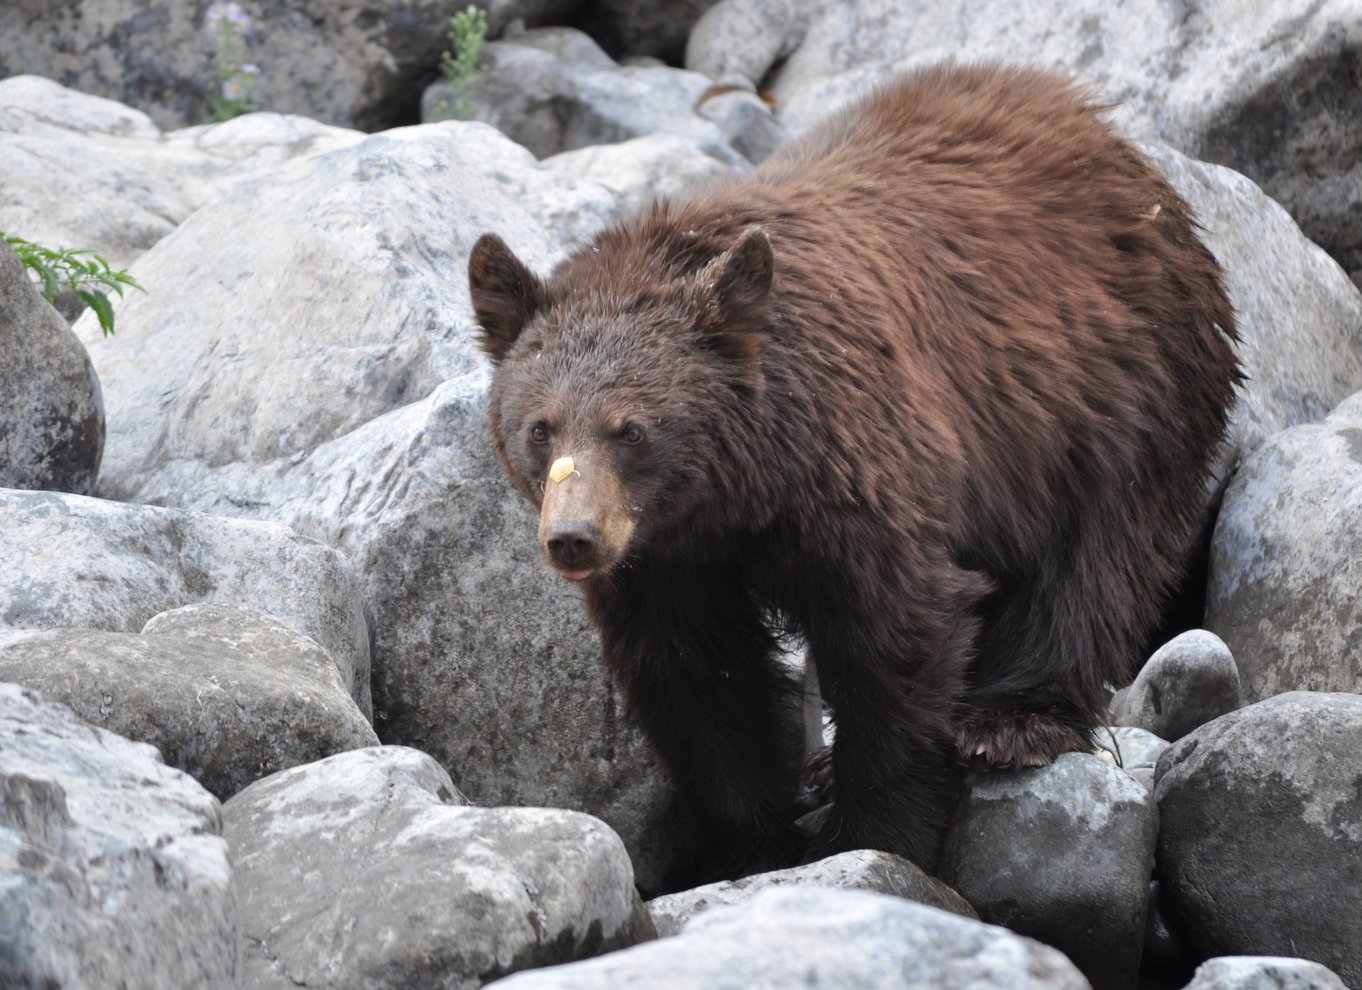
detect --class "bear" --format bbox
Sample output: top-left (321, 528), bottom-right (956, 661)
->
top-left (467, 62), bottom-right (1240, 884)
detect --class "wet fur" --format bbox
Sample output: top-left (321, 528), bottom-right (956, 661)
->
top-left (470, 63), bottom-right (1240, 885)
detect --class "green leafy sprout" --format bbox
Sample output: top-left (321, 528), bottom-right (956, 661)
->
top-left (3, 234), bottom-right (145, 337)
top-left (437, 5), bottom-right (489, 121)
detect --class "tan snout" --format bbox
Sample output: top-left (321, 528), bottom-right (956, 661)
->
top-left (538, 452), bottom-right (635, 581)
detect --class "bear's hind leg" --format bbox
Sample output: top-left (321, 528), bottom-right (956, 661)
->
top-left (961, 510), bottom-right (1180, 770)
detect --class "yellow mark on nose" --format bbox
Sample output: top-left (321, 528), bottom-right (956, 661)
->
top-left (549, 456), bottom-right (576, 483)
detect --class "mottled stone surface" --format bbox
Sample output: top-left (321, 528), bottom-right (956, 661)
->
top-left (224, 746), bottom-right (653, 989)
top-left (1206, 392), bottom-right (1362, 701)
top-left (0, 603), bottom-right (378, 800)
top-left (0, 488), bottom-right (372, 717)
top-left (1155, 692), bottom-right (1362, 986)
top-left (647, 848), bottom-right (974, 938)
top-left (940, 753), bottom-right (1159, 990)
top-left (497, 887), bottom-right (1089, 989)
top-left (0, 684), bottom-right (238, 989)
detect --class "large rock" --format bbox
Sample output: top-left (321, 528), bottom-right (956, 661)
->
top-left (938, 753), bottom-right (1159, 990)
top-left (0, 238), bottom-right (104, 494)
top-left (0, 683), bottom-right (238, 988)
top-left (0, 603), bottom-right (378, 800)
top-left (1108, 630), bottom-right (1241, 741)
top-left (0, 488), bottom-right (372, 717)
top-left (71, 117), bottom-right (690, 891)
top-left (1205, 391), bottom-right (1362, 700)
top-left (223, 746), bottom-right (653, 989)
top-left (762, 0), bottom-right (1362, 285)
top-left (1154, 692), bottom-right (1362, 986)
top-left (495, 887), bottom-right (1091, 989)
top-left (646, 849), bottom-right (975, 938)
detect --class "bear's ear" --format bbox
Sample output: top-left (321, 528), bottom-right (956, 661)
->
top-left (468, 233), bottom-right (545, 363)
top-left (696, 226), bottom-right (773, 364)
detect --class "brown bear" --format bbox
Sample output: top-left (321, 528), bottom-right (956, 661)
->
top-left (468, 63), bottom-right (1240, 883)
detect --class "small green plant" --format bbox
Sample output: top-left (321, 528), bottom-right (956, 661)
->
top-left (2, 234), bottom-right (145, 336)
top-left (207, 1), bottom-right (261, 121)
top-left (437, 5), bottom-right (488, 121)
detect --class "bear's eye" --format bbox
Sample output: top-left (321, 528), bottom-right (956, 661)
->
top-left (620, 422), bottom-right (646, 446)
top-left (529, 423), bottom-right (549, 444)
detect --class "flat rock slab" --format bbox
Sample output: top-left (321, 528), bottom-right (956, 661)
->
top-left (0, 683), bottom-right (238, 988)
top-left (223, 746), bottom-right (654, 990)
top-left (0, 602), bottom-right (378, 800)
top-left (0, 487), bottom-right (372, 717)
top-left (939, 752), bottom-right (1159, 990)
top-left (496, 887), bottom-right (1090, 989)
top-left (647, 848), bottom-right (974, 938)
top-left (1155, 692), bottom-right (1362, 986)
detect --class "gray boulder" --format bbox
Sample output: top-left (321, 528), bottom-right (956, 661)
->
top-left (0, 683), bottom-right (238, 989)
top-left (0, 238), bottom-right (104, 494)
top-left (0, 488), bottom-right (372, 717)
top-left (1154, 692), bottom-right (1362, 986)
top-left (939, 753), bottom-right (1159, 990)
top-left (223, 746), bottom-right (653, 989)
top-left (1206, 391), bottom-right (1362, 700)
top-left (647, 848), bottom-right (975, 938)
top-left (1108, 630), bottom-right (1241, 740)
top-left (73, 117), bottom-right (687, 891)
top-left (496, 887), bottom-right (1090, 989)
top-left (0, 603), bottom-right (378, 800)
top-left (1182, 956), bottom-right (1350, 990)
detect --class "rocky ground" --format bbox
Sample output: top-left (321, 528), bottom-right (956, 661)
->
top-left (2, 1), bottom-right (1361, 988)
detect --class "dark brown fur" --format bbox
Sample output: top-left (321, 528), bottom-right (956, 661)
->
top-left (468, 63), bottom-right (1240, 885)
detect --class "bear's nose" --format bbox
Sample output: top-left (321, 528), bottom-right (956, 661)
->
top-left (544, 520), bottom-right (600, 567)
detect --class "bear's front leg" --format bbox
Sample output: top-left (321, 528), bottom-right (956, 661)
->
top-left (799, 555), bottom-right (987, 872)
top-left (584, 554), bottom-right (804, 886)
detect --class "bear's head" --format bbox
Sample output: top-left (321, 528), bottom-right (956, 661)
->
top-left (467, 225), bottom-right (774, 582)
